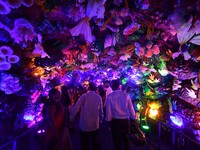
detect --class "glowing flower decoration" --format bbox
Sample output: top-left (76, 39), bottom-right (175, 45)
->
top-left (120, 54), bottom-right (130, 61)
top-left (86, 0), bottom-right (106, 19)
top-left (22, 0), bottom-right (34, 7)
top-left (0, 56), bottom-right (6, 63)
top-left (0, 62), bottom-right (11, 70)
top-left (23, 113), bottom-right (35, 121)
top-left (158, 68), bottom-right (168, 76)
top-left (0, 1), bottom-right (11, 14)
top-left (123, 22), bottom-right (140, 35)
top-left (170, 115), bottom-right (183, 127)
top-left (186, 88), bottom-right (197, 99)
top-left (152, 45), bottom-right (160, 55)
top-left (0, 46), bottom-right (13, 56)
top-left (69, 17), bottom-right (93, 43)
top-left (145, 49), bottom-right (153, 58)
top-left (32, 43), bottom-right (50, 58)
top-left (104, 35), bottom-right (116, 48)
top-left (6, 0), bottom-right (22, 8)
top-left (67, 5), bottom-right (85, 21)
top-left (10, 18), bottom-right (36, 43)
top-left (172, 80), bottom-right (182, 91)
top-left (7, 55), bottom-right (20, 63)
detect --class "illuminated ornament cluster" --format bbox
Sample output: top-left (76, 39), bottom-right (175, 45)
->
top-left (0, 46), bottom-right (20, 70)
top-left (147, 101), bottom-right (161, 118)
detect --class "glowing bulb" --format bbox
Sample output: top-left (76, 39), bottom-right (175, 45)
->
top-left (142, 125), bottom-right (149, 130)
top-left (149, 109), bottom-right (158, 117)
top-left (34, 73), bottom-right (38, 76)
top-left (170, 115), bottom-right (183, 127)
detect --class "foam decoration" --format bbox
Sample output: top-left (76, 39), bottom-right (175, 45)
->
top-left (0, 1), bottom-right (11, 14)
top-left (6, 0), bottom-right (22, 8)
top-left (86, 0), bottom-right (106, 19)
top-left (22, 0), bottom-right (34, 7)
top-left (0, 62), bottom-right (11, 70)
top-left (69, 17), bottom-right (93, 43)
top-left (0, 46), bottom-right (13, 56)
top-left (123, 22), bottom-right (141, 35)
top-left (7, 55), bottom-right (20, 63)
top-left (10, 18), bottom-right (36, 43)
top-left (0, 56), bottom-right (6, 63)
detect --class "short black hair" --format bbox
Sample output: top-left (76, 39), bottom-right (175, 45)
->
top-left (104, 80), bottom-right (110, 84)
top-left (88, 82), bottom-right (96, 91)
top-left (111, 80), bottom-right (120, 90)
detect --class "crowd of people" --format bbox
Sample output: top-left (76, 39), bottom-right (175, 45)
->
top-left (41, 80), bottom-right (136, 150)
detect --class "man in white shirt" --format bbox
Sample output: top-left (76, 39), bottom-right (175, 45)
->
top-left (70, 82), bottom-right (103, 150)
top-left (106, 80), bottom-right (136, 150)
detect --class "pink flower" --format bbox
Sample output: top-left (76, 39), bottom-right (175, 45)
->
top-left (0, 1), bottom-right (11, 14)
top-left (6, 0), bottom-right (22, 8)
top-left (0, 46), bottom-right (13, 56)
top-left (152, 45), bottom-right (160, 55)
top-left (123, 22), bottom-right (140, 35)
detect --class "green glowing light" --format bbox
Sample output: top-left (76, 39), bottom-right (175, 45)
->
top-left (142, 125), bottom-right (149, 130)
top-left (122, 78), bottom-right (128, 85)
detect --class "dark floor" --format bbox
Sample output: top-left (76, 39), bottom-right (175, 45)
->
top-left (70, 116), bottom-right (154, 150)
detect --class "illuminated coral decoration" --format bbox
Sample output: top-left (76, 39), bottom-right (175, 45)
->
top-left (0, 56), bottom-right (6, 63)
top-left (0, 46), bottom-right (13, 56)
top-left (7, 55), bottom-right (20, 63)
top-left (10, 18), bottom-right (36, 44)
top-left (0, 62), bottom-right (11, 70)
top-left (0, 1), bottom-right (11, 14)
top-left (6, 0), bottom-right (22, 8)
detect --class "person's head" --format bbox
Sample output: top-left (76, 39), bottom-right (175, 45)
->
top-left (48, 88), bottom-right (61, 103)
top-left (61, 85), bottom-right (69, 95)
top-left (97, 85), bottom-right (105, 96)
top-left (104, 80), bottom-right (110, 88)
top-left (88, 82), bottom-right (96, 91)
top-left (111, 80), bottom-right (120, 91)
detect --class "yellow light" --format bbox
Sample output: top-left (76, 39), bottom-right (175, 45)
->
top-left (34, 73), bottom-right (38, 76)
top-left (199, 122), bottom-right (200, 126)
top-left (149, 109), bottom-right (158, 117)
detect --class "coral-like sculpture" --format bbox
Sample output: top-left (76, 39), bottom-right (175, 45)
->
top-left (0, 1), bottom-right (11, 14)
top-left (10, 18), bottom-right (37, 44)
top-left (0, 73), bottom-right (21, 94)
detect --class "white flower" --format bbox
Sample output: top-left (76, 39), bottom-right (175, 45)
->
top-left (186, 88), bottom-right (197, 99)
top-left (7, 55), bottom-right (20, 63)
top-left (0, 46), bottom-right (13, 56)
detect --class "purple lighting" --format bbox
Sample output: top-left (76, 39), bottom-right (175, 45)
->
top-left (170, 115), bottom-right (183, 127)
